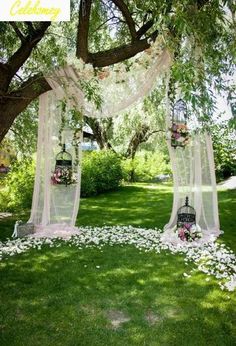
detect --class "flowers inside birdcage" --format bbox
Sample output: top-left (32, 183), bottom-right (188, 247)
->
top-left (51, 144), bottom-right (77, 186)
top-left (175, 196), bottom-right (202, 241)
top-left (175, 223), bottom-right (202, 242)
top-left (170, 123), bottom-right (190, 147)
top-left (51, 166), bottom-right (76, 186)
top-left (170, 99), bottom-right (190, 148)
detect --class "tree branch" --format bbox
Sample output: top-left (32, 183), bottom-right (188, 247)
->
top-left (111, 0), bottom-right (137, 40)
top-left (93, 16), bottom-right (116, 32)
top-left (25, 21), bottom-right (36, 35)
top-left (9, 74), bottom-right (51, 101)
top-left (125, 124), bottom-right (150, 159)
top-left (6, 22), bottom-right (51, 81)
top-left (0, 74), bottom-right (51, 142)
top-left (88, 31), bottom-right (158, 67)
top-left (76, 0), bottom-right (92, 62)
top-left (125, 126), bottom-right (164, 159)
top-left (136, 19), bottom-right (154, 39)
top-left (0, 63), bottom-right (10, 95)
top-left (9, 23), bottom-right (25, 42)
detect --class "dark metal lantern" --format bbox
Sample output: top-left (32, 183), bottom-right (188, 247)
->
top-left (177, 196), bottom-right (196, 227)
top-left (172, 99), bottom-right (187, 124)
top-left (52, 144), bottom-right (73, 186)
top-left (56, 144), bottom-right (72, 167)
top-left (171, 99), bottom-right (189, 148)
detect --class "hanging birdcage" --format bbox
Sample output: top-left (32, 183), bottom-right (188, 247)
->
top-left (171, 99), bottom-right (189, 148)
top-left (51, 144), bottom-right (74, 186)
top-left (177, 196), bottom-right (196, 227)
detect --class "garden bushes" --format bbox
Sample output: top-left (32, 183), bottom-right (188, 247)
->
top-left (81, 150), bottom-right (123, 197)
top-left (0, 159), bottom-right (35, 212)
top-left (122, 151), bottom-right (171, 182)
top-left (0, 150), bottom-right (123, 212)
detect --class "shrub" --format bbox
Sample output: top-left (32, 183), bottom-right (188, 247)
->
top-left (81, 150), bottom-right (123, 197)
top-left (0, 159), bottom-right (35, 212)
top-left (0, 150), bottom-right (123, 211)
top-left (211, 123), bottom-right (236, 182)
top-left (122, 151), bottom-right (171, 182)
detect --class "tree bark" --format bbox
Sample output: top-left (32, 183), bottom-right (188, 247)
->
top-left (0, 75), bottom-right (51, 142)
top-left (76, 0), bottom-right (92, 62)
top-left (87, 33), bottom-right (157, 67)
top-left (0, 1), bottom-right (159, 143)
top-left (85, 117), bottom-right (114, 151)
top-left (125, 124), bottom-right (150, 159)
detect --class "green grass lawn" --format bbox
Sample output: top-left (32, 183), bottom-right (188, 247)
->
top-left (0, 183), bottom-right (236, 346)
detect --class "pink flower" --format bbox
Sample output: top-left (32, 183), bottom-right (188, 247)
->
top-left (174, 133), bottom-right (181, 139)
top-left (178, 228), bottom-right (186, 241)
top-left (184, 223), bottom-right (191, 230)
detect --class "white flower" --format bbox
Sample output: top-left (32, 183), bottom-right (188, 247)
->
top-left (0, 225), bottom-right (235, 292)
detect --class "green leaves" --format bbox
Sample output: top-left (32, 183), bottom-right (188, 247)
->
top-left (81, 150), bottom-right (123, 197)
top-left (211, 121), bottom-right (236, 181)
top-left (79, 78), bottom-right (103, 110)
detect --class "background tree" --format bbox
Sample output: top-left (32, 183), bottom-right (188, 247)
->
top-left (210, 121), bottom-right (236, 181)
top-left (0, 0), bottom-right (235, 144)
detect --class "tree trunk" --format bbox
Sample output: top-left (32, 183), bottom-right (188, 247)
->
top-left (0, 75), bottom-right (51, 143)
top-left (0, 1), bottom-right (162, 143)
top-left (0, 112), bottom-right (15, 143)
top-left (85, 117), bottom-right (114, 151)
top-left (129, 164), bottom-right (136, 182)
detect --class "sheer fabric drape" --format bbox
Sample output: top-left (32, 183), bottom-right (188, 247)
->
top-left (163, 132), bottom-right (220, 239)
top-left (47, 48), bottom-right (172, 118)
top-left (29, 92), bottom-right (83, 228)
top-left (29, 42), bottom-right (220, 239)
top-left (29, 46), bottom-right (172, 229)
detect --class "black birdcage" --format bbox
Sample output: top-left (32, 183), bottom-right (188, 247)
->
top-left (51, 144), bottom-right (73, 186)
top-left (177, 196), bottom-right (196, 228)
top-left (171, 99), bottom-right (189, 148)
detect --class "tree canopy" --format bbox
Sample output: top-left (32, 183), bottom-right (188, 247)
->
top-left (0, 0), bottom-right (235, 143)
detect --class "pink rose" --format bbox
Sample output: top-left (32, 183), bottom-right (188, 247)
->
top-left (178, 228), bottom-right (186, 241)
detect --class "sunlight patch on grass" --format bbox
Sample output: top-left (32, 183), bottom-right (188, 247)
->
top-left (0, 184), bottom-right (235, 345)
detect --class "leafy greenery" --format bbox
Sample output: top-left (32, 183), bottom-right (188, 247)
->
top-left (0, 184), bottom-right (235, 346)
top-left (9, 101), bottom-right (38, 158)
top-left (0, 1), bottom-right (235, 147)
top-left (122, 151), bottom-right (171, 182)
top-left (0, 159), bottom-right (35, 212)
top-left (0, 151), bottom-right (124, 211)
top-left (211, 122), bottom-right (236, 181)
top-left (81, 150), bottom-right (123, 197)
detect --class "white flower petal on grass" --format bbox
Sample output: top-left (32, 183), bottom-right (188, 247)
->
top-left (0, 226), bottom-right (235, 292)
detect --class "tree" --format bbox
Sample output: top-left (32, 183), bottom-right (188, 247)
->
top-left (211, 121), bottom-right (236, 181)
top-left (0, 0), bottom-right (235, 143)
top-left (85, 86), bottom-right (166, 157)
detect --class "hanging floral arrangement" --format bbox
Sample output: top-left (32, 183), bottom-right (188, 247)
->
top-left (170, 99), bottom-right (190, 148)
top-left (51, 166), bottom-right (75, 186)
top-left (51, 144), bottom-right (76, 186)
top-left (170, 123), bottom-right (190, 147)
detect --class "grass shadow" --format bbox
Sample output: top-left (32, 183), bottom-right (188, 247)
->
top-left (0, 244), bottom-right (235, 345)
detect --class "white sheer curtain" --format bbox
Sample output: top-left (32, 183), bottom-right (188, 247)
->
top-left (29, 45), bottom-right (172, 230)
top-left (163, 132), bottom-right (220, 240)
top-left (29, 92), bottom-right (83, 229)
top-left (47, 48), bottom-right (171, 118)
top-left (29, 39), bottom-right (220, 239)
